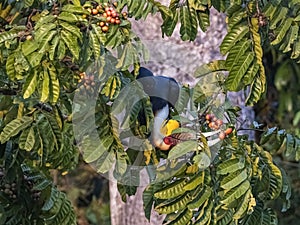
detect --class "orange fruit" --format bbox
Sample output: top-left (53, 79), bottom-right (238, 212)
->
top-left (102, 25), bottom-right (109, 32)
top-left (225, 127), bottom-right (233, 135)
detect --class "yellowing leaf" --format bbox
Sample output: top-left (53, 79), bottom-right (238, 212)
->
top-left (23, 71), bottom-right (38, 99)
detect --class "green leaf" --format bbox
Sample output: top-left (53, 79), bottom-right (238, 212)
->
top-left (225, 52), bottom-right (254, 91)
top-left (291, 36), bottom-right (300, 59)
top-left (23, 71), bottom-right (38, 99)
top-left (61, 30), bottom-right (80, 60)
top-left (220, 24), bottom-right (248, 54)
top-left (184, 171), bottom-right (204, 191)
top-left (19, 127), bottom-right (35, 151)
top-left (43, 112), bottom-right (63, 150)
top-left (225, 39), bottom-right (251, 70)
top-left (40, 69), bottom-right (50, 102)
top-left (35, 23), bottom-right (57, 43)
top-left (243, 62), bottom-right (259, 86)
top-left (101, 75), bottom-right (121, 100)
top-left (22, 40), bottom-right (39, 56)
top-left (27, 51), bottom-right (44, 68)
top-left (151, 0), bottom-right (171, 18)
top-left (0, 29), bottom-right (21, 43)
top-left (116, 43), bottom-right (138, 69)
top-left (269, 7), bottom-right (288, 30)
top-left (82, 134), bottom-right (114, 163)
top-left (61, 4), bottom-right (86, 14)
top-left (233, 189), bottom-right (252, 220)
top-left (58, 11), bottom-right (80, 23)
top-left (168, 141), bottom-right (197, 160)
top-left (0, 116), bottom-right (33, 143)
top-left (89, 29), bottom-right (101, 59)
top-left (35, 14), bottom-right (56, 30)
top-left (38, 29), bottom-right (57, 53)
top-left (57, 39), bottom-right (66, 60)
top-left (48, 63), bottom-right (60, 103)
top-left (285, 133), bottom-right (295, 157)
top-left (143, 185), bottom-right (157, 220)
top-left (167, 208), bottom-right (193, 225)
top-left (245, 75), bottom-right (264, 106)
top-left (271, 18), bottom-right (293, 46)
top-left (217, 157), bottom-right (245, 175)
top-left (220, 169), bottom-right (248, 190)
top-left (162, 10), bottom-right (179, 37)
top-left (91, 24), bottom-right (106, 44)
top-left (96, 150), bottom-right (115, 174)
top-left (188, 7), bottom-right (199, 41)
top-left (127, 0), bottom-right (140, 16)
top-left (197, 8), bottom-right (210, 32)
top-left (220, 180), bottom-right (250, 205)
top-left (132, 0), bottom-right (146, 19)
top-left (154, 179), bottom-right (187, 199)
top-left (49, 35), bottom-right (60, 60)
top-left (6, 53), bottom-right (17, 81)
top-left (179, 6), bottom-right (192, 41)
top-left (193, 152), bottom-right (211, 170)
top-left (155, 194), bottom-right (191, 214)
top-left (194, 199), bottom-right (213, 224)
top-left (59, 21), bottom-right (82, 40)
top-left (188, 186), bottom-right (212, 209)
top-left (278, 24), bottom-right (298, 53)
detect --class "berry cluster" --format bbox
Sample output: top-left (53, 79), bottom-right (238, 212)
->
top-left (24, 175), bottom-right (42, 201)
top-left (0, 167), bottom-right (17, 200)
top-left (205, 113), bottom-right (223, 130)
top-left (205, 113), bottom-right (233, 140)
top-left (78, 72), bottom-right (96, 95)
top-left (1, 182), bottom-right (17, 199)
top-left (83, 1), bottom-right (127, 33)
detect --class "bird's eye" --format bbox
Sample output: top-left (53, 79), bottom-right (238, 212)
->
top-left (163, 136), bottom-right (172, 145)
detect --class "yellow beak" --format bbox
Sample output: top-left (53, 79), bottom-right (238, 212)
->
top-left (160, 119), bottom-right (180, 136)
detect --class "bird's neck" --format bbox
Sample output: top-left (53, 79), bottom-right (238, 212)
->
top-left (151, 105), bottom-right (170, 150)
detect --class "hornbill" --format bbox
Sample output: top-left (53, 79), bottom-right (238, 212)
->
top-left (136, 67), bottom-right (222, 151)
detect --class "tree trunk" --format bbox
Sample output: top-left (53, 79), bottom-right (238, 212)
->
top-left (109, 170), bottom-right (165, 225)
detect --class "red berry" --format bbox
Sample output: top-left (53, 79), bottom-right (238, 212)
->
top-left (102, 25), bottom-right (109, 32)
top-left (92, 9), bottom-right (98, 15)
top-left (110, 18), bottom-right (116, 24)
top-left (208, 122), bottom-right (215, 129)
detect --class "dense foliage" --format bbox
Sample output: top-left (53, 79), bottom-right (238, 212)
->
top-left (0, 0), bottom-right (299, 224)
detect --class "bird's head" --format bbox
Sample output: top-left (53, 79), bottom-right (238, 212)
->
top-left (151, 105), bottom-right (181, 151)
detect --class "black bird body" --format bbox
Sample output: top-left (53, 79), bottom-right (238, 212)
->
top-left (136, 67), bottom-right (179, 113)
top-left (135, 67), bottom-right (180, 150)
